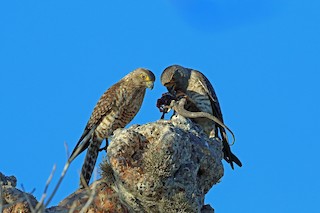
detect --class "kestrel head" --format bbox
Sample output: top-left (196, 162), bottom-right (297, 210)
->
top-left (128, 68), bottom-right (155, 90)
top-left (161, 65), bottom-right (189, 93)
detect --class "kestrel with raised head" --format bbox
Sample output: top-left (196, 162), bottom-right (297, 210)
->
top-left (69, 68), bottom-right (155, 188)
top-left (160, 65), bottom-right (242, 169)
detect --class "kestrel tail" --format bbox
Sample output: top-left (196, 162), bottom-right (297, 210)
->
top-left (69, 68), bottom-right (155, 188)
top-left (160, 65), bottom-right (242, 169)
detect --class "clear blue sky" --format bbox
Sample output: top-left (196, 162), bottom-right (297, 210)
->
top-left (1, 0), bottom-right (319, 212)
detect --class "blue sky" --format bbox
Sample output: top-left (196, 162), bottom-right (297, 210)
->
top-left (1, 0), bottom-right (319, 212)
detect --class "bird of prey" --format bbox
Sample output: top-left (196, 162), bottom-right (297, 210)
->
top-left (69, 68), bottom-right (155, 188)
top-left (160, 65), bottom-right (242, 169)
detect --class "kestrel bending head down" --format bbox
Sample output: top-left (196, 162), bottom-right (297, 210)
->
top-left (161, 65), bottom-right (242, 169)
top-left (69, 68), bottom-right (155, 188)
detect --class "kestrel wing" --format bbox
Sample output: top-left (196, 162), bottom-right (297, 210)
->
top-left (194, 70), bottom-right (236, 145)
top-left (85, 82), bottom-right (120, 130)
top-left (69, 82), bottom-right (120, 162)
top-left (193, 70), bottom-right (223, 121)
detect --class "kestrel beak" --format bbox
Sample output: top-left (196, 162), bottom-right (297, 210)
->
top-left (146, 81), bottom-right (154, 90)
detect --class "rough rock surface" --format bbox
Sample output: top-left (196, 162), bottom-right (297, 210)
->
top-left (105, 115), bottom-right (223, 212)
top-left (1, 115), bottom-right (224, 212)
top-left (0, 172), bottom-right (38, 213)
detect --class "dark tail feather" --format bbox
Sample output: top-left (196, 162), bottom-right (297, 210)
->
top-left (79, 137), bottom-right (103, 188)
top-left (221, 129), bottom-right (242, 169)
top-left (230, 151), bottom-right (242, 167)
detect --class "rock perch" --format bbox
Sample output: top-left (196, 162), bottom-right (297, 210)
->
top-left (1, 115), bottom-right (224, 212)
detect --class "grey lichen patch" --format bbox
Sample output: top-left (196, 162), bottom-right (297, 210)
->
top-left (143, 125), bottom-right (178, 178)
top-left (160, 191), bottom-right (196, 213)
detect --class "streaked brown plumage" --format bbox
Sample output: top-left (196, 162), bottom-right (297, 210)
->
top-left (69, 68), bottom-right (155, 188)
top-left (161, 65), bottom-right (242, 169)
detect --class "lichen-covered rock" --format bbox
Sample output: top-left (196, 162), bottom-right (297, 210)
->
top-left (0, 172), bottom-right (17, 188)
top-left (106, 115), bottom-right (223, 212)
top-left (0, 172), bottom-right (38, 213)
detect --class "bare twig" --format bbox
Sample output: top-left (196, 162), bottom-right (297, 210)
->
top-left (44, 140), bottom-right (87, 207)
top-left (21, 184), bottom-right (36, 212)
top-left (79, 168), bottom-right (98, 213)
top-left (68, 199), bottom-right (78, 213)
top-left (169, 98), bottom-right (236, 145)
top-left (34, 164), bottom-right (57, 212)
top-left (79, 172), bottom-right (90, 190)
top-left (64, 142), bottom-right (70, 161)
top-left (44, 160), bottom-right (70, 207)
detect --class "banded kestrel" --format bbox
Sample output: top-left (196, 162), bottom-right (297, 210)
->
top-left (69, 68), bottom-right (155, 188)
top-left (160, 65), bottom-right (242, 169)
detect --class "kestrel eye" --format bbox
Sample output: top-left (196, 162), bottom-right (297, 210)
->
top-left (140, 74), bottom-right (146, 79)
